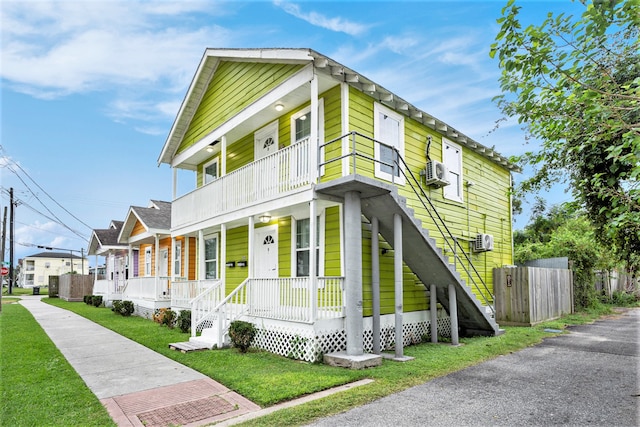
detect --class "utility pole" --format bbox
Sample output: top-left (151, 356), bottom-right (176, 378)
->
top-left (9, 187), bottom-right (14, 294)
top-left (1, 206), bottom-right (6, 311)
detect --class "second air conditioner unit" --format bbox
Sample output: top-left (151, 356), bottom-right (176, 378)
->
top-left (474, 233), bottom-right (494, 252)
top-left (424, 160), bottom-right (449, 187)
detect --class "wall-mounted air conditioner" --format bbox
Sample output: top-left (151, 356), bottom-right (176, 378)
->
top-left (424, 160), bottom-right (449, 187)
top-left (474, 233), bottom-right (494, 252)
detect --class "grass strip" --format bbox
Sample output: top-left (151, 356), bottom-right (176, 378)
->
top-left (43, 298), bottom-right (623, 426)
top-left (0, 303), bottom-right (115, 427)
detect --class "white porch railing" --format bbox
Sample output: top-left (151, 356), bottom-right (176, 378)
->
top-left (93, 279), bottom-right (123, 300)
top-left (191, 276), bottom-right (345, 347)
top-left (123, 277), bottom-right (170, 301)
top-left (172, 279), bottom-right (220, 309)
top-left (172, 138), bottom-right (311, 229)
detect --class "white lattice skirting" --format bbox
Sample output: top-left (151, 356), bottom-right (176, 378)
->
top-left (250, 310), bottom-right (451, 363)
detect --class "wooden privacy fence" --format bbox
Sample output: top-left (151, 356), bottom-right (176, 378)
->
top-left (494, 267), bottom-right (573, 326)
top-left (58, 275), bottom-right (94, 302)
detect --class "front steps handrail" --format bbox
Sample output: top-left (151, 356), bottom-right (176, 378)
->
top-left (190, 279), bottom-right (223, 337)
top-left (210, 278), bottom-right (251, 348)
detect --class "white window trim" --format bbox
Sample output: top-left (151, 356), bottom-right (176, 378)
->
top-left (373, 102), bottom-right (405, 185)
top-left (290, 99), bottom-right (325, 175)
top-left (290, 210), bottom-right (325, 280)
top-left (254, 120), bottom-right (279, 159)
top-left (202, 157), bottom-right (219, 185)
top-left (204, 233), bottom-right (219, 280)
top-left (443, 138), bottom-right (463, 203)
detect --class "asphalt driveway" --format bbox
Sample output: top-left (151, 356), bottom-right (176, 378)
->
top-left (309, 308), bottom-right (639, 427)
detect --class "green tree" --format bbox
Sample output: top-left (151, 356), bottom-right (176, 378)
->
top-left (490, 0), bottom-right (640, 270)
top-left (515, 201), bottom-right (618, 308)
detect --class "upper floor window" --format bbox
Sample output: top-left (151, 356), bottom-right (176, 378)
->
top-left (203, 158), bottom-right (218, 185)
top-left (374, 103), bottom-right (405, 184)
top-left (443, 139), bottom-right (463, 202)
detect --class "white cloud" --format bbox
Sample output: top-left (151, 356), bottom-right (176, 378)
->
top-left (273, 1), bottom-right (370, 36)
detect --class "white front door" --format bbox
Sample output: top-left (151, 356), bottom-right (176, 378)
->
top-left (159, 249), bottom-right (169, 277)
top-left (253, 225), bottom-right (278, 278)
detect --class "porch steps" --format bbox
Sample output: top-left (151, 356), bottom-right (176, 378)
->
top-left (168, 341), bottom-right (211, 353)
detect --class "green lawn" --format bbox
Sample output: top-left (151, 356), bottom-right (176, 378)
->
top-left (0, 303), bottom-right (115, 427)
top-left (41, 298), bottom-right (620, 426)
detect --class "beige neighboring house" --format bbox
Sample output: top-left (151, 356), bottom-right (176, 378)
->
top-left (19, 252), bottom-right (88, 288)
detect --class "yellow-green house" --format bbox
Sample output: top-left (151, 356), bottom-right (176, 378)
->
top-left (158, 48), bottom-right (519, 364)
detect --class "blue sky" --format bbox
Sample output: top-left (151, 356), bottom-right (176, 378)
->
top-left (1, 0), bottom-right (584, 264)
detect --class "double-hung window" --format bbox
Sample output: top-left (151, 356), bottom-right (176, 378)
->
top-left (374, 103), bottom-right (404, 184)
top-left (144, 247), bottom-right (152, 276)
top-left (294, 217), bottom-right (322, 277)
top-left (204, 235), bottom-right (218, 279)
top-left (443, 139), bottom-right (463, 202)
top-left (173, 241), bottom-right (182, 277)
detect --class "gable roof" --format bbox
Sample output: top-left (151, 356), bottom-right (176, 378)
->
top-left (26, 252), bottom-right (83, 260)
top-left (87, 220), bottom-right (127, 256)
top-left (118, 200), bottom-right (172, 244)
top-left (158, 48), bottom-right (518, 172)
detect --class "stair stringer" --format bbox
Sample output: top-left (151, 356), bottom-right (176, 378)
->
top-left (360, 190), bottom-right (500, 336)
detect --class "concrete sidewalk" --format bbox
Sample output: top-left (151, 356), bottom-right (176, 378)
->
top-left (18, 296), bottom-right (260, 426)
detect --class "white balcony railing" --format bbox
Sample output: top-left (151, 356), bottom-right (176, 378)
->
top-left (173, 138), bottom-right (311, 230)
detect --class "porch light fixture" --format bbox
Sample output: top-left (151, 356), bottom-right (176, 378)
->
top-left (259, 214), bottom-right (271, 223)
top-left (206, 140), bottom-right (220, 153)
top-left (275, 103), bottom-right (284, 111)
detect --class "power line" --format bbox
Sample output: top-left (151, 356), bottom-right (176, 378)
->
top-left (3, 159), bottom-right (94, 231)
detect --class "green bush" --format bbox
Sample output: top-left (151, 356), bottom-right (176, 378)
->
top-left (91, 295), bottom-right (103, 307)
top-left (84, 295), bottom-right (93, 305)
top-left (228, 320), bottom-right (256, 353)
top-left (161, 309), bottom-right (177, 329)
top-left (177, 310), bottom-right (191, 333)
top-left (112, 300), bottom-right (134, 316)
top-left (611, 291), bottom-right (639, 306)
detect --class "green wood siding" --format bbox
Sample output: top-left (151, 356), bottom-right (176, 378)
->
top-left (178, 61), bottom-right (303, 154)
top-left (225, 225), bottom-right (249, 292)
top-left (324, 206), bottom-right (342, 277)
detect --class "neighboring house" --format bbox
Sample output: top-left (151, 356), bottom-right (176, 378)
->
top-left (88, 220), bottom-right (128, 304)
top-left (157, 48), bottom-right (518, 363)
top-left (116, 200), bottom-right (198, 318)
top-left (19, 252), bottom-right (87, 288)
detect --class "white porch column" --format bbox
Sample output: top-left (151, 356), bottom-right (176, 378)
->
top-left (344, 191), bottom-right (363, 356)
top-left (220, 224), bottom-right (227, 284)
top-left (154, 236), bottom-right (160, 290)
top-left (371, 216), bottom-right (381, 354)
top-left (309, 73), bottom-right (319, 183)
top-left (248, 216), bottom-right (254, 279)
top-left (221, 135), bottom-right (227, 176)
top-left (128, 247), bottom-right (133, 280)
top-left (430, 284), bottom-right (438, 343)
top-left (198, 230), bottom-right (205, 280)
top-left (171, 237), bottom-right (176, 281)
top-left (172, 167), bottom-right (177, 200)
top-left (448, 284), bottom-right (459, 346)
top-left (309, 199), bottom-right (318, 323)
top-left (341, 82), bottom-right (350, 176)
top-left (394, 213), bottom-right (404, 359)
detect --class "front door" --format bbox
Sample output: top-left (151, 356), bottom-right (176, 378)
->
top-left (254, 121), bottom-right (279, 160)
top-left (159, 249), bottom-right (168, 277)
top-left (253, 225), bottom-right (278, 278)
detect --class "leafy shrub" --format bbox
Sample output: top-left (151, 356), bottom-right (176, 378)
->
top-left (177, 310), bottom-right (191, 333)
top-left (228, 320), bottom-right (256, 353)
top-left (611, 291), bottom-right (639, 306)
top-left (161, 309), bottom-right (177, 329)
top-left (112, 300), bottom-right (134, 316)
top-left (91, 295), bottom-right (103, 307)
top-left (84, 295), bottom-right (93, 305)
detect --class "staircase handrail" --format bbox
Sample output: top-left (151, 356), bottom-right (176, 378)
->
top-left (190, 279), bottom-right (223, 337)
top-left (319, 131), bottom-right (494, 311)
